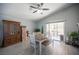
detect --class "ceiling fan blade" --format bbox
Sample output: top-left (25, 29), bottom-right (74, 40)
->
top-left (36, 3), bottom-right (43, 7)
top-left (33, 10), bottom-right (38, 13)
top-left (30, 6), bottom-right (37, 9)
top-left (41, 3), bottom-right (43, 6)
top-left (31, 3), bottom-right (37, 6)
top-left (42, 8), bottom-right (49, 10)
top-left (37, 4), bottom-right (41, 7)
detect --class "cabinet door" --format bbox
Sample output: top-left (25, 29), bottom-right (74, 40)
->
top-left (14, 23), bottom-right (21, 42)
top-left (3, 22), bottom-right (10, 37)
top-left (9, 23), bottom-right (16, 44)
top-left (3, 21), bottom-right (11, 47)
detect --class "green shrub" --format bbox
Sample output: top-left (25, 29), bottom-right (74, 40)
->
top-left (69, 32), bottom-right (79, 41)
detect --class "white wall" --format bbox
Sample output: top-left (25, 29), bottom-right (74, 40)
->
top-left (36, 5), bottom-right (79, 41)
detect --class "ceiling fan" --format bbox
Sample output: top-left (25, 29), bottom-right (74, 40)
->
top-left (30, 3), bottom-right (50, 14)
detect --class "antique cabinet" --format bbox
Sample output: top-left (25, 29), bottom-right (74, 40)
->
top-left (0, 20), bottom-right (21, 47)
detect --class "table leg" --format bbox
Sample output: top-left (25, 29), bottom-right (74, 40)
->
top-left (39, 42), bottom-right (42, 55)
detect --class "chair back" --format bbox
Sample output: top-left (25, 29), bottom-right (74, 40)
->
top-left (29, 33), bottom-right (36, 47)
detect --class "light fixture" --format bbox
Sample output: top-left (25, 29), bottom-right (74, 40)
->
top-left (37, 10), bottom-right (43, 14)
top-left (29, 3), bottom-right (49, 14)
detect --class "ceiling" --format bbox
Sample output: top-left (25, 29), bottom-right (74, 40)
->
top-left (0, 3), bottom-right (72, 21)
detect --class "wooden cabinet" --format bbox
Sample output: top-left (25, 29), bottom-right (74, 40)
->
top-left (21, 26), bottom-right (29, 48)
top-left (2, 20), bottom-right (21, 47)
top-left (21, 26), bottom-right (28, 40)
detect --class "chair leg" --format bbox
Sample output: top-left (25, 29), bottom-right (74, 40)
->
top-left (34, 46), bottom-right (36, 55)
top-left (34, 47), bottom-right (36, 55)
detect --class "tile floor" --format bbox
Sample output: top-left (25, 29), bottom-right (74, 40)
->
top-left (0, 41), bottom-right (79, 55)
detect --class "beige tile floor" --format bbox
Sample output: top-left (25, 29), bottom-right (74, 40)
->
top-left (0, 41), bottom-right (79, 55)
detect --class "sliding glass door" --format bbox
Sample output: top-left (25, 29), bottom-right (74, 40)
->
top-left (46, 22), bottom-right (64, 41)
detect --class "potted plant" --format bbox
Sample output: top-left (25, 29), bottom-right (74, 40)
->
top-left (69, 32), bottom-right (79, 45)
top-left (34, 29), bottom-right (40, 32)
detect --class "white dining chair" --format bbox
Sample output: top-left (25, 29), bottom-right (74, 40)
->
top-left (29, 33), bottom-right (36, 54)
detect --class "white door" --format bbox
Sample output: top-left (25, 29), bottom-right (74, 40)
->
top-left (46, 22), bottom-right (64, 41)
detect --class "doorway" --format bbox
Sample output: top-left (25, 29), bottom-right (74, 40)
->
top-left (46, 22), bottom-right (64, 41)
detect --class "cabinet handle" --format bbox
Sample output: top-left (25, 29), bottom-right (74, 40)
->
top-left (10, 32), bottom-right (14, 35)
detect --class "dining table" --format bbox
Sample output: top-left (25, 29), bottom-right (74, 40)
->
top-left (35, 38), bottom-right (47, 55)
